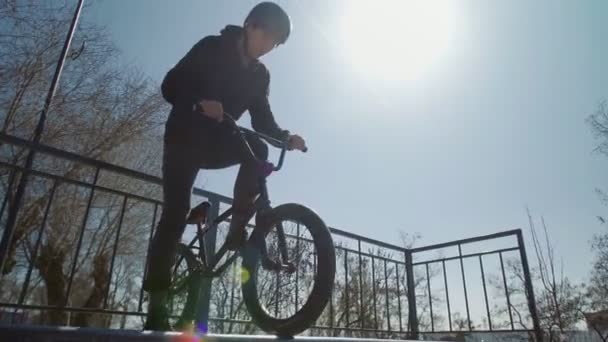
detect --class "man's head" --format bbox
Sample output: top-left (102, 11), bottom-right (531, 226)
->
top-left (243, 2), bottom-right (291, 59)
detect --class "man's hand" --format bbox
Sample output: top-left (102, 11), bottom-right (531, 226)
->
top-left (196, 100), bottom-right (224, 122)
top-left (287, 134), bottom-right (307, 152)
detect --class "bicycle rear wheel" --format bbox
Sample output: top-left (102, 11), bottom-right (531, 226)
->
top-left (241, 203), bottom-right (336, 336)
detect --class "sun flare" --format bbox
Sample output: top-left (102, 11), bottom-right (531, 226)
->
top-left (338, 0), bottom-right (457, 81)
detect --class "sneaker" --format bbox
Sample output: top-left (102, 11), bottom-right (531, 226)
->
top-left (143, 308), bottom-right (171, 331)
top-left (143, 290), bottom-right (171, 331)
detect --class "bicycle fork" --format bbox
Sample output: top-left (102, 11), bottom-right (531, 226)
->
top-left (188, 199), bottom-right (296, 275)
top-left (260, 222), bottom-right (296, 274)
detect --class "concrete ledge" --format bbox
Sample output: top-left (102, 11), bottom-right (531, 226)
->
top-left (0, 324), bottom-right (419, 341)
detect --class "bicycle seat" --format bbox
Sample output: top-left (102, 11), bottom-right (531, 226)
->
top-left (186, 201), bottom-right (210, 224)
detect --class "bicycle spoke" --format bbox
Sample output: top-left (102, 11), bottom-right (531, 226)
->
top-left (170, 272), bottom-right (191, 295)
top-left (276, 222), bottom-right (290, 263)
top-left (253, 218), bottom-right (317, 319)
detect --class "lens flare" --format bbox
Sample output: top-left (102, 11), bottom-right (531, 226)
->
top-left (241, 266), bottom-right (250, 284)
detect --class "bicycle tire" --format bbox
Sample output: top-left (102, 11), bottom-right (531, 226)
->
top-left (241, 203), bottom-right (336, 336)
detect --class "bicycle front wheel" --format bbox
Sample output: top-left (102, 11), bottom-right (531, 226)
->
top-left (241, 203), bottom-right (336, 336)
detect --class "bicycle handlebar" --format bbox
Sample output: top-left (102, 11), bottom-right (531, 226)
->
top-left (192, 104), bottom-right (308, 171)
top-left (221, 112), bottom-right (306, 172)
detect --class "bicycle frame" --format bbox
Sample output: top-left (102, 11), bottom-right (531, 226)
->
top-left (181, 113), bottom-right (298, 279)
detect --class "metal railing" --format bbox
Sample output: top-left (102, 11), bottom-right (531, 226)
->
top-left (0, 132), bottom-right (542, 340)
top-left (409, 230), bottom-right (542, 341)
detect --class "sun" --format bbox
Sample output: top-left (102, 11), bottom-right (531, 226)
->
top-left (338, 0), bottom-right (457, 81)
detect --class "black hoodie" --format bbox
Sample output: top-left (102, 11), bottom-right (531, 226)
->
top-left (162, 25), bottom-right (287, 145)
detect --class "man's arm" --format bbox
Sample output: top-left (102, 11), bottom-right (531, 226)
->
top-left (161, 36), bottom-right (221, 105)
top-left (249, 69), bottom-right (289, 141)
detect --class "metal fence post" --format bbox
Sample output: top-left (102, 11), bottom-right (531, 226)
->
top-left (405, 250), bottom-right (419, 340)
top-left (517, 229), bottom-right (543, 342)
top-left (196, 196), bottom-right (220, 332)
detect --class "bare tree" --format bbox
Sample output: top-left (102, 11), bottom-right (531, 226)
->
top-left (587, 100), bottom-right (608, 313)
top-left (0, 1), bottom-right (167, 327)
top-left (588, 100), bottom-right (608, 158)
top-left (581, 228), bottom-right (608, 341)
top-left (586, 229), bottom-right (608, 312)
top-left (584, 92), bottom-right (608, 342)
top-left (488, 209), bottom-right (586, 341)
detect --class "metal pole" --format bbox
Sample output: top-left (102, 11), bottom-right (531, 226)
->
top-left (405, 250), bottom-right (419, 339)
top-left (0, 169), bottom-right (17, 221)
top-left (196, 197), bottom-right (220, 332)
top-left (426, 263), bottom-right (434, 332)
top-left (0, 0), bottom-right (85, 275)
top-left (64, 167), bottom-right (100, 305)
top-left (395, 261), bottom-right (403, 332)
top-left (139, 204), bottom-right (159, 312)
top-left (442, 260), bottom-right (452, 332)
top-left (458, 244), bottom-right (472, 331)
top-left (103, 196), bottom-right (129, 309)
top-left (357, 239), bottom-right (364, 329)
top-left (517, 230), bottom-right (543, 342)
top-left (17, 180), bottom-right (59, 305)
top-left (344, 249), bottom-right (349, 330)
top-left (383, 259), bottom-right (391, 332)
top-left (479, 255), bottom-right (492, 330)
top-left (499, 252), bottom-right (515, 330)
top-left (371, 255), bottom-right (378, 330)
top-left (229, 260), bottom-right (236, 320)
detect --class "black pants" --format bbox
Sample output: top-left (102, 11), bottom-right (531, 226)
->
top-left (142, 120), bottom-right (268, 292)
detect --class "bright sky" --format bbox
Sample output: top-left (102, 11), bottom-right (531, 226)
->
top-left (85, 0), bottom-right (608, 285)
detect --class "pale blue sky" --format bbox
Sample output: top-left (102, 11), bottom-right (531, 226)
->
top-left (85, 0), bottom-right (607, 283)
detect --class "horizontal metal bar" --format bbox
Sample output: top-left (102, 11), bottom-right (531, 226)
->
top-left (1, 303), bottom-right (533, 335)
top-left (242, 226), bottom-right (403, 266)
top-left (410, 229), bottom-right (521, 253)
top-left (0, 132), bottom-right (232, 203)
top-left (328, 226), bottom-right (407, 253)
top-left (412, 246), bottom-right (520, 266)
top-left (192, 223), bottom-right (406, 267)
top-left (0, 302), bottom-right (413, 335)
top-left (420, 329), bottom-right (536, 334)
top-left (0, 324), bottom-right (415, 341)
top-left (207, 317), bottom-right (252, 324)
top-left (306, 325), bottom-right (412, 335)
top-left (257, 223), bottom-right (406, 265)
top-left (0, 302), bottom-right (147, 317)
top-left (0, 161), bottom-right (161, 205)
top-left (334, 245), bottom-right (405, 265)
top-left (0, 302), bottom-right (241, 324)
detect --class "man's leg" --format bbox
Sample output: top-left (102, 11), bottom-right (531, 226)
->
top-left (224, 134), bottom-right (269, 250)
top-left (143, 142), bottom-right (200, 329)
top-left (200, 129), bottom-right (269, 250)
